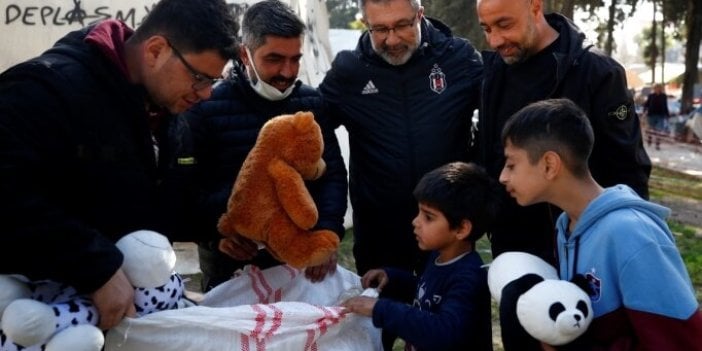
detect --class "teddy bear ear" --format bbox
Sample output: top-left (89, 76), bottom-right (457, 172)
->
top-left (289, 111), bottom-right (320, 135)
top-left (292, 111), bottom-right (314, 126)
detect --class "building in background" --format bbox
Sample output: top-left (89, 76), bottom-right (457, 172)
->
top-left (0, 0), bottom-right (334, 86)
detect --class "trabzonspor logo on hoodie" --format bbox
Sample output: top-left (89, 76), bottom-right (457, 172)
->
top-left (584, 268), bottom-right (602, 302)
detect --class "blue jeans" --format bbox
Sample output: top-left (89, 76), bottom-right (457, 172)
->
top-left (647, 114), bottom-right (667, 132)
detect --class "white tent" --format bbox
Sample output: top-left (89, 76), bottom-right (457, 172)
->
top-left (636, 63), bottom-right (687, 85)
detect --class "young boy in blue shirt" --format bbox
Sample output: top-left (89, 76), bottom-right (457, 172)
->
top-left (499, 98), bottom-right (702, 350)
top-left (341, 161), bottom-right (499, 351)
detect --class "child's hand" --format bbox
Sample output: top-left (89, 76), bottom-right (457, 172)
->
top-left (360, 269), bottom-right (388, 291)
top-left (341, 296), bottom-right (377, 317)
top-left (540, 342), bottom-right (557, 351)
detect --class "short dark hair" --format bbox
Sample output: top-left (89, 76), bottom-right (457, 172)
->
top-left (413, 162), bottom-right (501, 242)
top-left (242, 0), bottom-right (305, 51)
top-left (131, 0), bottom-right (239, 59)
top-left (501, 98), bottom-right (594, 177)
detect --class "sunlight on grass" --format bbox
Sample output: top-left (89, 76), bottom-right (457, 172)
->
top-left (668, 221), bottom-right (702, 301)
top-left (338, 228), bottom-right (356, 273)
top-left (650, 165), bottom-right (702, 201)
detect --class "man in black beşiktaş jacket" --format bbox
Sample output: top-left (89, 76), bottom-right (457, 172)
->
top-left (319, 0), bottom-right (482, 278)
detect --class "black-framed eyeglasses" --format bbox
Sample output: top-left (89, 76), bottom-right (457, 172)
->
top-left (166, 39), bottom-right (221, 91)
top-left (367, 13), bottom-right (418, 40)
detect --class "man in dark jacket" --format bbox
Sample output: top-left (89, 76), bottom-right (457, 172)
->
top-left (319, 0), bottom-right (482, 278)
top-left (643, 83), bottom-right (670, 150)
top-left (476, 0), bottom-right (651, 317)
top-left (185, 0), bottom-right (348, 292)
top-left (319, 1), bottom-right (482, 348)
top-left (477, 0), bottom-right (651, 266)
top-left (0, 0), bottom-right (238, 331)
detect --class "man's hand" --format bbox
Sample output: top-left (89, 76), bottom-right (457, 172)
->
top-left (90, 268), bottom-right (136, 330)
top-left (304, 252), bottom-right (338, 283)
top-left (360, 269), bottom-right (388, 292)
top-left (218, 235), bottom-right (259, 261)
top-left (541, 342), bottom-right (558, 351)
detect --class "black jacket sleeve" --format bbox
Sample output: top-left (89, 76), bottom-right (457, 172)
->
top-left (307, 107), bottom-right (348, 238)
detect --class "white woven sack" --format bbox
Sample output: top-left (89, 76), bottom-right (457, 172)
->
top-left (105, 265), bottom-right (381, 351)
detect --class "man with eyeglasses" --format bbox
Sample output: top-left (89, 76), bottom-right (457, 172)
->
top-left (181, 0), bottom-right (347, 293)
top-left (167, 38), bottom-right (224, 93)
top-left (0, 0), bottom-right (238, 333)
top-left (318, 0), bottom-right (483, 349)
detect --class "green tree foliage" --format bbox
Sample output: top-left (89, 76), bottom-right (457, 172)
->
top-left (543, 0), bottom-right (603, 19)
top-left (323, 0), bottom-right (698, 108)
top-left (422, 0), bottom-right (487, 50)
top-left (420, 0), bottom-right (626, 53)
top-left (633, 0), bottom-right (698, 111)
top-left (639, 25), bottom-right (676, 67)
top-left (327, 0), bottom-right (359, 29)
top-left (655, 0), bottom-right (702, 111)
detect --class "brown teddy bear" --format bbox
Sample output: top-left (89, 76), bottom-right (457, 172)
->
top-left (217, 111), bottom-right (340, 269)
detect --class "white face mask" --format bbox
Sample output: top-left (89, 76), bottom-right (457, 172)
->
top-left (245, 48), bottom-right (295, 101)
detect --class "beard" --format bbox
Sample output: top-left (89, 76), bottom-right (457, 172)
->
top-left (498, 44), bottom-right (529, 65)
top-left (371, 29), bottom-right (422, 66)
top-left (499, 18), bottom-right (539, 65)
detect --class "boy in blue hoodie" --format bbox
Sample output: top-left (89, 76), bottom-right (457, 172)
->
top-left (341, 161), bottom-right (499, 351)
top-left (499, 98), bottom-right (702, 350)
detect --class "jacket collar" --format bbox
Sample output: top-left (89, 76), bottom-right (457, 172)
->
top-left (84, 19), bottom-right (134, 78)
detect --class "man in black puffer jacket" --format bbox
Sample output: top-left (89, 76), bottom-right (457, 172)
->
top-left (0, 0), bottom-right (238, 331)
top-left (184, 0), bottom-right (348, 292)
top-left (319, 2), bottom-right (483, 349)
top-left (319, 0), bottom-right (482, 279)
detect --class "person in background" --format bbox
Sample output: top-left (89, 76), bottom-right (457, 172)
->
top-left (185, 0), bottom-right (347, 292)
top-left (475, 0), bottom-right (651, 267)
top-left (499, 98), bottom-right (702, 350)
top-left (643, 83), bottom-right (670, 150)
top-left (342, 161), bottom-right (497, 351)
top-left (0, 0), bottom-right (238, 330)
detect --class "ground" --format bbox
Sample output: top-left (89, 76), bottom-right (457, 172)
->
top-left (657, 196), bottom-right (702, 230)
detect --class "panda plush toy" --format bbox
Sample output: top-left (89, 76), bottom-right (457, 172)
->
top-left (0, 230), bottom-right (190, 351)
top-left (488, 251), bottom-right (593, 350)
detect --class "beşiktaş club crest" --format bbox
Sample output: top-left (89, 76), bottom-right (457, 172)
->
top-left (429, 64), bottom-right (446, 94)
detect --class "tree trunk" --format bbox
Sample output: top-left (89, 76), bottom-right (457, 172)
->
top-left (660, 1), bottom-right (666, 85)
top-left (681, 0), bottom-right (702, 112)
top-left (560, 0), bottom-right (575, 19)
top-left (542, 0), bottom-right (555, 14)
top-left (424, 0), bottom-right (487, 50)
top-left (604, 0), bottom-right (617, 57)
top-left (650, 1), bottom-right (658, 84)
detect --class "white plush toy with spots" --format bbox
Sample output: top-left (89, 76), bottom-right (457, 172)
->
top-left (0, 230), bottom-right (188, 351)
